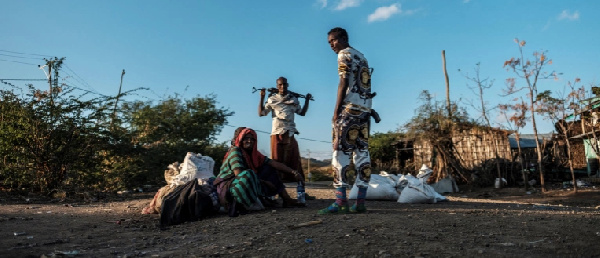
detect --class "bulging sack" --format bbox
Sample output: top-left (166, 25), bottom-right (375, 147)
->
top-left (349, 172), bottom-right (401, 200)
top-left (398, 166), bottom-right (448, 204)
top-left (172, 152), bottom-right (215, 186)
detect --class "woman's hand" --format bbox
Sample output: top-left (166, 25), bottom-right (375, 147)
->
top-left (291, 170), bottom-right (304, 181)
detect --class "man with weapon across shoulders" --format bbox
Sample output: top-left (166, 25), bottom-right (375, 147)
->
top-left (257, 76), bottom-right (313, 205)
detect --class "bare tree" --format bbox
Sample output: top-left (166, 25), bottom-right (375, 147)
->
top-left (499, 99), bottom-right (530, 190)
top-left (503, 39), bottom-right (559, 192)
top-left (461, 63), bottom-right (504, 187)
top-left (537, 79), bottom-right (584, 192)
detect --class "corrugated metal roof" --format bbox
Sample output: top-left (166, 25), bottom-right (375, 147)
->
top-left (508, 133), bottom-right (553, 148)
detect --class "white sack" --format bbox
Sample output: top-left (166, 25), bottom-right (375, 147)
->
top-left (398, 183), bottom-right (438, 204)
top-left (397, 173), bottom-right (419, 192)
top-left (398, 165), bottom-right (448, 204)
top-left (172, 152), bottom-right (215, 186)
top-left (431, 176), bottom-right (459, 194)
top-left (348, 172), bottom-right (401, 200)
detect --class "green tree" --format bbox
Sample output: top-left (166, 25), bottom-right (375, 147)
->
top-left (1, 60), bottom-right (233, 194)
top-left (369, 131), bottom-right (402, 171)
top-left (0, 58), bottom-right (116, 193)
top-left (120, 94), bottom-right (233, 184)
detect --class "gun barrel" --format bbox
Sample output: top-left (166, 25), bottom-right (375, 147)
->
top-left (251, 87), bottom-right (266, 93)
top-left (253, 87), bottom-right (314, 101)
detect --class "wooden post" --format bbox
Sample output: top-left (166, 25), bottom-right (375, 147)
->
top-left (442, 50), bottom-right (450, 118)
top-left (111, 69), bottom-right (126, 128)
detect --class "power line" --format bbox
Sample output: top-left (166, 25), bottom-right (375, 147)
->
top-left (0, 49), bottom-right (53, 58)
top-left (63, 64), bottom-right (95, 92)
top-left (61, 83), bottom-right (108, 97)
top-left (0, 53), bottom-right (44, 60)
top-left (223, 124), bottom-right (331, 144)
top-left (62, 77), bottom-right (98, 95)
top-left (0, 49), bottom-right (97, 93)
top-left (61, 70), bottom-right (99, 94)
top-left (0, 78), bottom-right (46, 81)
top-left (0, 58), bottom-right (38, 66)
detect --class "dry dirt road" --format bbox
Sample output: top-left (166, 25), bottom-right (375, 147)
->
top-left (1, 182), bottom-right (599, 257)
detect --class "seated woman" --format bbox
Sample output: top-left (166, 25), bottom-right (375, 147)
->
top-left (214, 127), bottom-right (304, 217)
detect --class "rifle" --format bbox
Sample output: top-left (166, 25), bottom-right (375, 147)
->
top-left (252, 87), bottom-right (315, 101)
top-left (251, 87), bottom-right (378, 122)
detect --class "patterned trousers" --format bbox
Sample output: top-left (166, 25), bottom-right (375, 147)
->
top-left (331, 108), bottom-right (372, 188)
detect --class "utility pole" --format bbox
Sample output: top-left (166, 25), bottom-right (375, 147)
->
top-left (47, 60), bottom-right (53, 105)
top-left (307, 149), bottom-right (312, 182)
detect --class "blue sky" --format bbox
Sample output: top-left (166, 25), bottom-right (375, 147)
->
top-left (2, 0), bottom-right (599, 160)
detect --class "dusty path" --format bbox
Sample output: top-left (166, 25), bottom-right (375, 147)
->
top-left (1, 183), bottom-right (599, 257)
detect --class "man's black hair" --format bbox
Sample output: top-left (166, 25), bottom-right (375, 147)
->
top-left (277, 76), bottom-right (288, 85)
top-left (328, 27), bottom-right (348, 42)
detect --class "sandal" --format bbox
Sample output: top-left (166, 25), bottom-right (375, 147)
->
top-left (317, 203), bottom-right (348, 215)
top-left (349, 204), bottom-right (367, 213)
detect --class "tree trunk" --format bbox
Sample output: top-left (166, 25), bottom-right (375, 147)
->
top-left (515, 133), bottom-right (528, 190)
top-left (529, 91), bottom-right (546, 192)
top-left (564, 136), bottom-right (578, 193)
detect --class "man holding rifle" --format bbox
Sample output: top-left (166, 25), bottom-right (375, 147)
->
top-left (258, 76), bottom-right (312, 205)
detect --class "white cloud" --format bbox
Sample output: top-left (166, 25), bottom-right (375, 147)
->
top-left (368, 3), bottom-right (400, 23)
top-left (542, 20), bottom-right (552, 31)
top-left (334, 0), bottom-right (362, 11)
top-left (557, 10), bottom-right (580, 21)
top-left (316, 0), bottom-right (327, 9)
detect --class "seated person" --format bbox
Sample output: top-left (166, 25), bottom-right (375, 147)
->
top-left (214, 127), bottom-right (303, 217)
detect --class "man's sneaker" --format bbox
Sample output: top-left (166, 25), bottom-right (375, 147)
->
top-left (349, 204), bottom-right (367, 213)
top-left (317, 203), bottom-right (348, 215)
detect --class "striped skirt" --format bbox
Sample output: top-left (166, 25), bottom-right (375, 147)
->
top-left (215, 169), bottom-right (263, 209)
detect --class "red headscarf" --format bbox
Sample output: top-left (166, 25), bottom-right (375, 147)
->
top-left (234, 128), bottom-right (266, 173)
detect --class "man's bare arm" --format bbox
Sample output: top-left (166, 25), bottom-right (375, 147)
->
top-left (333, 76), bottom-right (348, 123)
top-left (258, 89), bottom-right (266, 116)
top-left (298, 93), bottom-right (312, 116)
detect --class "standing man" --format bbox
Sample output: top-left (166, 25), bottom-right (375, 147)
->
top-left (319, 27), bottom-right (373, 214)
top-left (258, 77), bottom-right (312, 204)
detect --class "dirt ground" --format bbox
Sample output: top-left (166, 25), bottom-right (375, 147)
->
top-left (1, 182), bottom-right (600, 258)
